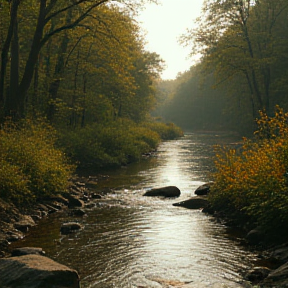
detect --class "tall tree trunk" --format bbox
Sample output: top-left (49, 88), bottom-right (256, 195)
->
top-left (47, 33), bottom-right (70, 122)
top-left (238, 1), bottom-right (264, 112)
top-left (17, 0), bottom-right (47, 118)
top-left (31, 57), bottom-right (39, 117)
top-left (0, 0), bottom-right (20, 113)
top-left (81, 43), bottom-right (93, 127)
top-left (70, 49), bottom-right (80, 127)
top-left (244, 70), bottom-right (258, 119)
top-left (81, 73), bottom-right (87, 128)
top-left (6, 15), bottom-right (19, 118)
top-left (47, 9), bottom-right (72, 122)
top-left (242, 25), bottom-right (263, 111)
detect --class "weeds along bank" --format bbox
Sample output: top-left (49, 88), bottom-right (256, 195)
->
top-left (209, 106), bottom-right (288, 242)
top-left (0, 118), bottom-right (183, 207)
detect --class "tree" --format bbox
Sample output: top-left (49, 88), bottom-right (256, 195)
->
top-left (28, 3), bottom-right (163, 127)
top-left (0, 0), bottom-right (158, 120)
top-left (182, 0), bottom-right (288, 118)
top-left (0, 0), bottom-right (21, 115)
top-left (154, 65), bottom-right (233, 132)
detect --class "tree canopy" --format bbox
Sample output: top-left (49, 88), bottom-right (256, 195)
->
top-left (156, 0), bottom-right (288, 134)
top-left (0, 0), bottom-right (163, 124)
top-left (181, 0), bottom-right (288, 120)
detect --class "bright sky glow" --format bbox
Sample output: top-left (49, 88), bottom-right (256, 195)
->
top-left (137, 0), bottom-right (204, 80)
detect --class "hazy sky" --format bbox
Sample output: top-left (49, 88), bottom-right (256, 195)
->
top-left (137, 1), bottom-right (203, 80)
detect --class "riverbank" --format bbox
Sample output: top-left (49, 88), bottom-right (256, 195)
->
top-left (0, 174), bottom-right (110, 288)
top-left (190, 183), bottom-right (288, 288)
top-left (169, 180), bottom-right (288, 287)
top-left (0, 175), bottom-right (106, 258)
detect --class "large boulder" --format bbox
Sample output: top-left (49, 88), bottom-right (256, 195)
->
top-left (43, 195), bottom-right (69, 206)
top-left (143, 186), bottom-right (181, 198)
top-left (0, 254), bottom-right (80, 288)
top-left (173, 196), bottom-right (209, 209)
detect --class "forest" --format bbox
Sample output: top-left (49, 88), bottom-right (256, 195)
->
top-left (156, 0), bottom-right (288, 135)
top-left (0, 0), bottom-right (183, 205)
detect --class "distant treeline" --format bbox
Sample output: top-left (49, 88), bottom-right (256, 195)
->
top-left (155, 0), bottom-right (288, 135)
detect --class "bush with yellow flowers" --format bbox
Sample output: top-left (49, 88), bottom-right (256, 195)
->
top-left (209, 106), bottom-right (288, 232)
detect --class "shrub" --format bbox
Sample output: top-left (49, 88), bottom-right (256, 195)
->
top-left (209, 106), bottom-right (288, 231)
top-left (143, 122), bottom-right (184, 140)
top-left (0, 160), bottom-right (31, 205)
top-left (58, 119), bottom-right (182, 169)
top-left (0, 119), bottom-right (74, 205)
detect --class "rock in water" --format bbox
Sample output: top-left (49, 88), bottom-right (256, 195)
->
top-left (11, 247), bottom-right (45, 257)
top-left (14, 215), bottom-right (36, 232)
top-left (173, 196), bottom-right (209, 209)
top-left (143, 186), bottom-right (181, 197)
top-left (194, 183), bottom-right (211, 195)
top-left (60, 222), bottom-right (83, 234)
top-left (0, 254), bottom-right (80, 288)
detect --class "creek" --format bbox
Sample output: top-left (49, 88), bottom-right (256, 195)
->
top-left (10, 133), bottom-right (259, 288)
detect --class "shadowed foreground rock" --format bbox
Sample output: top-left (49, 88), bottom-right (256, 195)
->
top-left (0, 254), bottom-right (80, 288)
top-left (143, 186), bottom-right (181, 197)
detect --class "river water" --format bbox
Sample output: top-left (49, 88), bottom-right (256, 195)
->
top-left (11, 133), bottom-right (258, 288)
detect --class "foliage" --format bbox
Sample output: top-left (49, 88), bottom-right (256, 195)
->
top-left (0, 0), bottom-right (178, 208)
top-left (0, 0), bottom-right (163, 123)
top-left (143, 121), bottom-right (184, 140)
top-left (153, 66), bottom-right (240, 133)
top-left (209, 106), bottom-right (288, 232)
top-left (58, 119), bottom-right (183, 169)
top-left (0, 119), bottom-right (74, 205)
top-left (175, 0), bottom-right (288, 133)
